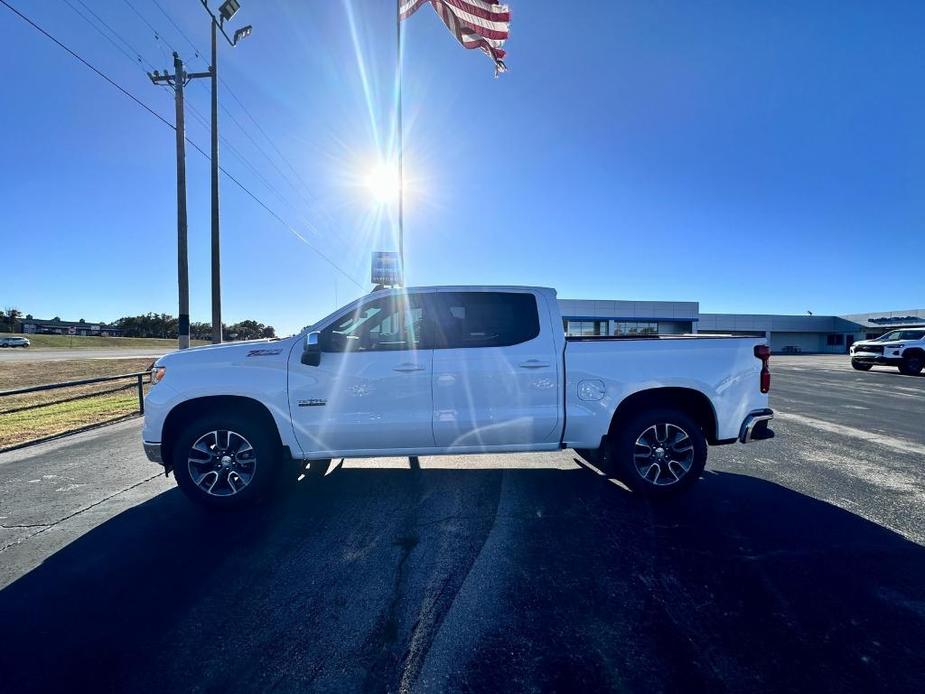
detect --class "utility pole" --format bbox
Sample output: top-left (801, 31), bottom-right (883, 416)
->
top-left (149, 54), bottom-right (210, 350)
top-left (199, 1), bottom-right (253, 344)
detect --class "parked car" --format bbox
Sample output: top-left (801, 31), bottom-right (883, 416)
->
top-left (0, 336), bottom-right (30, 348)
top-left (850, 328), bottom-right (925, 375)
top-left (142, 286), bottom-right (775, 508)
top-left (779, 346), bottom-right (802, 354)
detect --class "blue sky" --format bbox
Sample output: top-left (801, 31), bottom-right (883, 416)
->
top-left (3, 0), bottom-right (924, 335)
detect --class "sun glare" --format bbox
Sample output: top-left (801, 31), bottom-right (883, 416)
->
top-left (364, 162), bottom-right (401, 204)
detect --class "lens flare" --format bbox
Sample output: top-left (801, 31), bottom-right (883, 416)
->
top-left (364, 161), bottom-right (401, 204)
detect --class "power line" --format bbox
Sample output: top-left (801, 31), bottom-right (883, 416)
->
top-left (62, 0), bottom-right (147, 70)
top-left (150, 0), bottom-right (203, 62)
top-left (77, 0), bottom-right (153, 68)
top-left (143, 0), bottom-right (335, 226)
top-left (133, 0), bottom-right (344, 254)
top-left (1, 0), bottom-right (173, 128)
top-left (121, 0), bottom-right (176, 62)
top-left (0, 0), bottom-right (364, 291)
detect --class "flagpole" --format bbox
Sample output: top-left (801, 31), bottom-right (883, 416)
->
top-left (396, 0), bottom-right (405, 279)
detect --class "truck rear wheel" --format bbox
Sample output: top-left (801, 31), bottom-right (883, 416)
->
top-left (608, 408), bottom-right (707, 497)
top-left (851, 360), bottom-right (873, 371)
top-left (172, 413), bottom-right (281, 509)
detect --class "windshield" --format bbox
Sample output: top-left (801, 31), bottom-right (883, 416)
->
top-left (877, 329), bottom-right (925, 341)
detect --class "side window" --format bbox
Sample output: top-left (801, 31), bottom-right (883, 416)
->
top-left (321, 296), bottom-right (425, 352)
top-left (433, 292), bottom-right (540, 349)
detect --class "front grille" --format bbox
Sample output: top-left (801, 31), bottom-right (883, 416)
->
top-left (855, 344), bottom-right (883, 354)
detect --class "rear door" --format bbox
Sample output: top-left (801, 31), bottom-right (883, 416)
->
top-left (430, 291), bottom-right (561, 449)
top-left (288, 293), bottom-right (435, 455)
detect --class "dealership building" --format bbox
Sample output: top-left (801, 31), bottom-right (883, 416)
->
top-left (558, 299), bottom-right (925, 354)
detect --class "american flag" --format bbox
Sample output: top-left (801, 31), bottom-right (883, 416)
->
top-left (400, 0), bottom-right (511, 75)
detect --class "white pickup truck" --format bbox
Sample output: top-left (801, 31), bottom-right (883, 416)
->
top-left (142, 286), bottom-right (774, 508)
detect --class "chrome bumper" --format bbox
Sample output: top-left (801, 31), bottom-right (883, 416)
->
top-left (143, 441), bottom-right (163, 465)
top-left (739, 409), bottom-right (775, 443)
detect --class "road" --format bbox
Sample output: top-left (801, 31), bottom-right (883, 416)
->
top-left (0, 347), bottom-right (169, 362)
top-left (0, 355), bottom-right (923, 692)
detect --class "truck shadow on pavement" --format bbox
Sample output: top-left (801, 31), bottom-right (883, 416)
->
top-left (0, 465), bottom-right (922, 694)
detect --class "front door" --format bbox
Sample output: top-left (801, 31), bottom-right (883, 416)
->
top-left (430, 291), bottom-right (561, 449)
top-left (288, 293), bottom-right (434, 456)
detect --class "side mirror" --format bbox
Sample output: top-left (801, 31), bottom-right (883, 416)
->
top-left (301, 331), bottom-right (321, 366)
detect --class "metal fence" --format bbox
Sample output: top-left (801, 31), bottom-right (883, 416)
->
top-left (0, 371), bottom-right (151, 453)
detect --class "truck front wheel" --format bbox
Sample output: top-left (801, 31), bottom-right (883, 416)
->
top-left (609, 408), bottom-right (707, 497)
top-left (898, 353), bottom-right (924, 376)
top-left (172, 413), bottom-right (281, 509)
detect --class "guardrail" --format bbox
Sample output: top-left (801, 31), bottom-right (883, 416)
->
top-left (0, 371), bottom-right (151, 453)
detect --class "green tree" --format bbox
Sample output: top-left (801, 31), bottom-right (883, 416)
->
top-left (3, 307), bottom-right (21, 333)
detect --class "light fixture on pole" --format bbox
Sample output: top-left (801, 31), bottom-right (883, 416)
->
top-left (233, 25), bottom-right (252, 44)
top-left (198, 1), bottom-right (253, 343)
top-left (219, 0), bottom-right (240, 21)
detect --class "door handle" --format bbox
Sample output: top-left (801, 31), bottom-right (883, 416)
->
top-left (519, 360), bottom-right (551, 369)
top-left (393, 363), bottom-right (426, 373)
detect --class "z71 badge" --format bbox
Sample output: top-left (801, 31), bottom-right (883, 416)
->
top-left (298, 399), bottom-right (327, 407)
top-left (247, 348), bottom-right (283, 357)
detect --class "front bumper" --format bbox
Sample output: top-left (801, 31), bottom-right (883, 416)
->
top-left (739, 409), bottom-right (775, 443)
top-left (851, 353), bottom-right (901, 365)
top-left (143, 441), bottom-right (164, 465)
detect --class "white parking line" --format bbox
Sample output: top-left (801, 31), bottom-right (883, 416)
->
top-left (776, 412), bottom-right (925, 456)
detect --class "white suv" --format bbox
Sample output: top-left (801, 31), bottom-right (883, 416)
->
top-left (0, 336), bottom-right (30, 348)
top-left (850, 329), bottom-right (925, 375)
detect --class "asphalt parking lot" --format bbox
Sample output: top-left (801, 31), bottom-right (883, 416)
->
top-left (0, 355), bottom-right (922, 692)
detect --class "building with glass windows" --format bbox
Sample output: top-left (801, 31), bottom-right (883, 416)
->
top-left (559, 299), bottom-right (925, 354)
top-left (557, 299), bottom-right (697, 338)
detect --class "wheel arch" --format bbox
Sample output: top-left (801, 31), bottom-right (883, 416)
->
top-left (902, 346), bottom-right (925, 359)
top-left (160, 395), bottom-right (284, 472)
top-left (608, 387), bottom-right (719, 444)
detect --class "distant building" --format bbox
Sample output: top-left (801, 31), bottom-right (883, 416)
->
top-left (20, 318), bottom-right (122, 337)
top-left (559, 299), bottom-right (925, 354)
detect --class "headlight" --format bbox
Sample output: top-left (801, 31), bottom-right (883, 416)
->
top-left (151, 366), bottom-right (166, 384)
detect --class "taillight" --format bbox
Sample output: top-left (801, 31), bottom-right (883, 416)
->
top-left (754, 344), bottom-right (770, 393)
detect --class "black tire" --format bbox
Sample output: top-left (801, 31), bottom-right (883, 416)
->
top-left (851, 360), bottom-right (873, 371)
top-left (607, 408), bottom-right (707, 497)
top-left (171, 412), bottom-right (282, 510)
top-left (898, 353), bottom-right (924, 376)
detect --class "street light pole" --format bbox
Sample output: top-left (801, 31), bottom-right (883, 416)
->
top-left (396, 1), bottom-right (405, 275)
top-left (199, 0), bottom-right (252, 344)
top-left (210, 17), bottom-right (222, 344)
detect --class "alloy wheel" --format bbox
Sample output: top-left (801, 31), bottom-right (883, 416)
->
top-left (187, 429), bottom-right (257, 497)
top-left (632, 422), bottom-right (695, 487)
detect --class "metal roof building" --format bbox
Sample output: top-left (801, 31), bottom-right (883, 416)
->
top-left (558, 299), bottom-right (925, 354)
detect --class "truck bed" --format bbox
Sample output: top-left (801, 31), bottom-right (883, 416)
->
top-left (565, 334), bottom-right (763, 342)
top-left (562, 334), bottom-right (766, 447)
